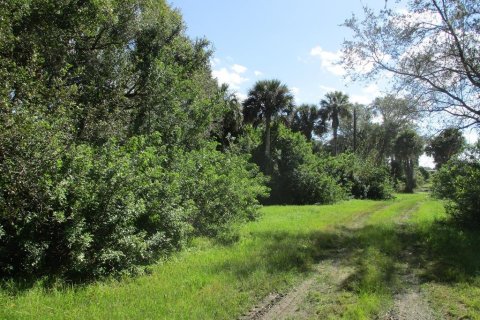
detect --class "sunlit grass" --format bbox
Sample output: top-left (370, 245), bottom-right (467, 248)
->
top-left (1, 193), bottom-right (479, 319)
top-left (0, 200), bottom-right (384, 320)
top-left (425, 281), bottom-right (480, 320)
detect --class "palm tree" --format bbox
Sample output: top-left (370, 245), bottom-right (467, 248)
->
top-left (320, 91), bottom-right (352, 155)
top-left (394, 129), bottom-right (424, 193)
top-left (215, 84), bottom-right (243, 149)
top-left (243, 79), bottom-right (294, 172)
top-left (291, 104), bottom-right (327, 141)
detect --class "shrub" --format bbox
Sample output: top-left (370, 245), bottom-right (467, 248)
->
top-left (268, 125), bottom-right (346, 204)
top-left (324, 153), bottom-right (394, 200)
top-left (432, 158), bottom-right (480, 228)
top-left (0, 134), bottom-right (268, 280)
top-left (1, 134), bottom-right (185, 279)
top-left (418, 167), bottom-right (430, 182)
top-left (238, 125), bottom-right (393, 204)
top-left (0, 0), bottom-right (268, 281)
top-left (171, 144), bottom-right (269, 237)
top-left (352, 158), bottom-right (394, 200)
top-left (292, 159), bottom-right (346, 204)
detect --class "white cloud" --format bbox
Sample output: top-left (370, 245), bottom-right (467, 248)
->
top-left (319, 85), bottom-right (336, 93)
top-left (291, 87), bottom-right (300, 96)
top-left (254, 70), bottom-right (263, 77)
top-left (212, 67), bottom-right (249, 90)
top-left (419, 154), bottom-right (435, 169)
top-left (236, 92), bottom-right (247, 102)
top-left (231, 64), bottom-right (247, 74)
top-left (350, 84), bottom-right (381, 105)
top-left (310, 46), bottom-right (346, 76)
top-left (210, 57), bottom-right (221, 68)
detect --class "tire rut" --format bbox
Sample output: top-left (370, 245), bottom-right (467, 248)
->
top-left (384, 199), bottom-right (437, 320)
top-left (239, 201), bottom-right (399, 320)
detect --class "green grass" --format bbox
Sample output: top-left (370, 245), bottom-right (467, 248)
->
top-left (303, 194), bottom-right (429, 319)
top-left (0, 200), bottom-right (383, 320)
top-left (2, 193), bottom-right (480, 319)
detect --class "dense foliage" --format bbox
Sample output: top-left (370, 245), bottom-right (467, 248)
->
top-left (171, 145), bottom-right (268, 237)
top-left (0, 0), bottom-right (267, 280)
top-left (268, 125), bottom-right (345, 205)
top-left (3, 0), bottom-right (471, 282)
top-left (327, 154), bottom-right (394, 200)
top-left (426, 128), bottom-right (465, 169)
top-left (432, 156), bottom-right (480, 228)
top-left (238, 124), bottom-right (394, 205)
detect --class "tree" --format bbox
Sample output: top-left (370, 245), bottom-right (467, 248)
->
top-left (266, 125), bottom-right (345, 205)
top-left (0, 0), bottom-right (267, 279)
top-left (243, 79), bottom-right (294, 173)
top-left (394, 129), bottom-right (424, 193)
top-left (426, 128), bottom-right (465, 168)
top-left (320, 91), bottom-right (352, 155)
top-left (213, 84), bottom-right (244, 150)
top-left (373, 95), bottom-right (418, 128)
top-left (342, 0), bottom-right (480, 129)
top-left (332, 102), bottom-right (375, 155)
top-left (0, 0), bottom-right (221, 148)
top-left (368, 95), bottom-right (418, 162)
top-left (290, 104), bottom-right (327, 141)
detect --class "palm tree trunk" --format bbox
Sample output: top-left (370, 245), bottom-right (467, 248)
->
top-left (404, 159), bottom-right (415, 193)
top-left (264, 116), bottom-right (272, 174)
top-left (333, 127), bottom-right (338, 156)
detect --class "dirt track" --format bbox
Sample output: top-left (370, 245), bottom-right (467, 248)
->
top-left (240, 198), bottom-right (437, 320)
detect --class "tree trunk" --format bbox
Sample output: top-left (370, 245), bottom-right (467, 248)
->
top-left (264, 116), bottom-right (272, 174)
top-left (333, 126), bottom-right (338, 156)
top-left (404, 159), bottom-right (416, 193)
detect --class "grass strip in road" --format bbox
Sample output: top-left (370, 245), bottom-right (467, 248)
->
top-left (302, 194), bottom-right (480, 320)
top-left (300, 193), bottom-right (439, 319)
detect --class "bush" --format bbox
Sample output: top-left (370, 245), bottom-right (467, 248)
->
top-left (432, 158), bottom-right (480, 228)
top-left (268, 125), bottom-right (345, 204)
top-left (0, 0), bottom-right (268, 281)
top-left (1, 134), bottom-right (185, 279)
top-left (238, 125), bottom-right (392, 204)
top-left (351, 159), bottom-right (394, 200)
top-left (418, 167), bottom-right (430, 182)
top-left (324, 153), bottom-right (394, 200)
top-left (0, 134), bottom-right (268, 280)
top-left (171, 144), bottom-right (269, 237)
top-left (292, 159), bottom-right (346, 204)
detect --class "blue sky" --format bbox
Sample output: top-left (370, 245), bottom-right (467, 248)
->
top-left (169, 0), bottom-right (387, 104)
top-left (169, 0), bottom-right (478, 167)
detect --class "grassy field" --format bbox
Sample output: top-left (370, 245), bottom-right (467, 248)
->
top-left (1, 193), bottom-right (480, 319)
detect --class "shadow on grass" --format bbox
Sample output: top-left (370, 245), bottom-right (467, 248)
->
top-left (215, 220), bottom-right (480, 296)
top-left (2, 219), bottom-right (480, 297)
